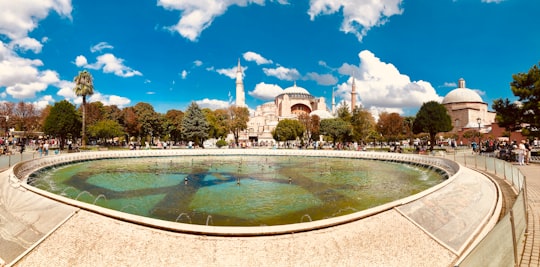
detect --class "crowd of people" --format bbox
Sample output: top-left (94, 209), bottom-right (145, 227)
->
top-left (475, 139), bottom-right (536, 165)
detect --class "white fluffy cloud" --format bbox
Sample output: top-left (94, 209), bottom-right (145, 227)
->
top-left (308, 0), bottom-right (403, 41)
top-left (158, 0), bottom-right (400, 42)
top-left (305, 72), bottom-right (337, 86)
top-left (0, 42), bottom-right (66, 99)
top-left (9, 37), bottom-right (43, 53)
top-left (75, 55), bottom-right (88, 67)
top-left (337, 50), bottom-right (442, 114)
top-left (56, 79), bottom-right (131, 108)
top-left (56, 80), bottom-right (76, 100)
top-left (263, 66), bottom-right (300, 81)
top-left (158, 0), bottom-right (287, 41)
top-left (75, 53), bottom-right (142, 78)
top-left (89, 93), bottom-right (131, 108)
top-left (196, 98), bottom-right (230, 109)
top-left (0, 0), bottom-right (72, 40)
top-left (216, 64), bottom-right (246, 79)
top-left (248, 82), bottom-right (283, 101)
top-left (243, 51), bottom-right (273, 65)
top-left (32, 95), bottom-right (55, 110)
top-left (0, 1), bottom-right (73, 102)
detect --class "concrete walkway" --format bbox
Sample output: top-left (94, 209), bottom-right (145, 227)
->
top-left (518, 164), bottom-right (540, 266)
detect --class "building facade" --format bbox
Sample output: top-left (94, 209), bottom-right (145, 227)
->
top-left (234, 61), bottom-right (334, 145)
top-left (442, 78), bottom-right (497, 144)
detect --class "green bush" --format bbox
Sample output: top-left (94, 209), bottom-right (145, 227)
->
top-left (216, 139), bottom-right (228, 148)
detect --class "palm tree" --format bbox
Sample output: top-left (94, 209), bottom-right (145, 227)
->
top-left (73, 70), bottom-right (94, 148)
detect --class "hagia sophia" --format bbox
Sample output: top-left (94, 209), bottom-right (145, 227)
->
top-left (232, 60), bottom-right (506, 146)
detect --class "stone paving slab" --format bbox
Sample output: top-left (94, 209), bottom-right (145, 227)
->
top-left (14, 209), bottom-right (456, 267)
top-left (397, 167), bottom-right (497, 254)
top-left (517, 164), bottom-right (540, 267)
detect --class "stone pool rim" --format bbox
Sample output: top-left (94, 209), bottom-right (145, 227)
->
top-left (14, 149), bottom-right (460, 237)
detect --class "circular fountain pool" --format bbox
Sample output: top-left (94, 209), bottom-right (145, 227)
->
top-left (28, 154), bottom-right (446, 227)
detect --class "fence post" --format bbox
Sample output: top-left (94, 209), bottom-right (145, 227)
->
top-left (510, 210), bottom-right (519, 266)
top-left (522, 178), bottom-right (529, 233)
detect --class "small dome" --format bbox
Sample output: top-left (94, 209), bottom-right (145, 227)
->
top-left (310, 110), bottom-right (333, 119)
top-left (442, 88), bottom-right (483, 104)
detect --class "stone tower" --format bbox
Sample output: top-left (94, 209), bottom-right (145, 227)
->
top-left (351, 76), bottom-right (357, 112)
top-left (235, 59), bottom-right (246, 107)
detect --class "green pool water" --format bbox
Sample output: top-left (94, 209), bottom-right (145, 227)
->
top-left (29, 155), bottom-right (445, 226)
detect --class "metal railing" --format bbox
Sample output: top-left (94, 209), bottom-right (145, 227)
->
top-left (449, 152), bottom-right (527, 266)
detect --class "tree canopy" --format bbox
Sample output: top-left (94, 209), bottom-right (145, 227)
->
top-left (43, 100), bottom-right (81, 149)
top-left (272, 119), bottom-right (305, 142)
top-left (510, 62), bottom-right (540, 136)
top-left (182, 102), bottom-right (209, 147)
top-left (413, 101), bottom-right (452, 150)
top-left (492, 98), bottom-right (521, 131)
top-left (87, 119), bottom-right (125, 144)
top-left (351, 107), bottom-right (376, 144)
top-left (320, 118), bottom-right (352, 145)
top-left (376, 112), bottom-right (404, 142)
top-left (227, 106), bottom-right (250, 146)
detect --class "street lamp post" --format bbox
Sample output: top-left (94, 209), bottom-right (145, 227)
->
top-left (477, 117), bottom-right (481, 153)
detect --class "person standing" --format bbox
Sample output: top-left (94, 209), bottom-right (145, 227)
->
top-left (43, 141), bottom-right (49, 156)
top-left (524, 140), bottom-right (531, 165)
top-left (518, 141), bottom-right (526, 165)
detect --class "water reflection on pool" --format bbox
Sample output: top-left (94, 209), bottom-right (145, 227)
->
top-left (29, 155), bottom-right (445, 226)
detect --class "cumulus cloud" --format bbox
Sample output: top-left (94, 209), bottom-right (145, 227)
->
top-left (305, 72), bottom-right (337, 86)
top-left (243, 51), bottom-right (273, 65)
top-left (308, 0), bottom-right (403, 42)
top-left (248, 82), bottom-right (283, 101)
top-left (336, 50), bottom-right (442, 114)
top-left (56, 80), bottom-right (131, 108)
top-left (89, 92), bottom-right (131, 108)
top-left (75, 53), bottom-right (142, 78)
top-left (0, 0), bottom-right (72, 40)
top-left (216, 64), bottom-right (246, 79)
top-left (0, 42), bottom-right (67, 99)
top-left (481, 0), bottom-right (504, 3)
top-left (181, 70), bottom-right (188, 79)
top-left (75, 55), bottom-right (88, 67)
top-left (193, 60), bottom-right (203, 67)
top-left (90, 42), bottom-right (114, 53)
top-left (9, 37), bottom-right (43, 53)
top-left (196, 98), bottom-right (230, 109)
top-left (263, 66), bottom-right (300, 81)
top-left (157, 0), bottom-right (288, 41)
top-left (32, 95), bottom-right (55, 110)
top-left (0, 0), bottom-right (78, 103)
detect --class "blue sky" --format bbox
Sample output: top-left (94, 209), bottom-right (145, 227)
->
top-left (0, 0), bottom-right (539, 117)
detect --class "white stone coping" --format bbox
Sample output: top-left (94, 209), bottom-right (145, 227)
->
top-left (13, 149), bottom-right (463, 237)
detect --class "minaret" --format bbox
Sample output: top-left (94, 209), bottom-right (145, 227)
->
top-left (331, 86), bottom-right (336, 115)
top-left (351, 77), bottom-right (357, 112)
top-left (235, 59), bottom-right (246, 107)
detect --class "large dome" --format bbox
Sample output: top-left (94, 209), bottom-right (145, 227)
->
top-left (282, 84), bottom-right (310, 95)
top-left (442, 88), bottom-right (483, 104)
